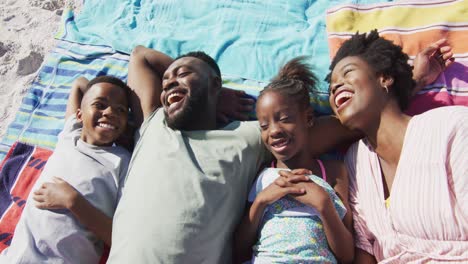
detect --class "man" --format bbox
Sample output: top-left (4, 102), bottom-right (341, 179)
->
top-left (106, 46), bottom-right (353, 263)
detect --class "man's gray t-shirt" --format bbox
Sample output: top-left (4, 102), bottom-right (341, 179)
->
top-left (108, 109), bottom-right (269, 263)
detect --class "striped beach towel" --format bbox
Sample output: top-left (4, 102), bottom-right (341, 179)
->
top-left (326, 0), bottom-right (468, 115)
top-left (0, 142), bottom-right (52, 252)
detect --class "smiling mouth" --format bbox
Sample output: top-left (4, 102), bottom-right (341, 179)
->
top-left (167, 92), bottom-right (185, 106)
top-left (270, 138), bottom-right (290, 153)
top-left (97, 122), bottom-right (117, 130)
top-left (335, 91), bottom-right (354, 109)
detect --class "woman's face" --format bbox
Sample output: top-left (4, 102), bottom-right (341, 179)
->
top-left (256, 91), bottom-right (311, 163)
top-left (329, 56), bottom-right (384, 130)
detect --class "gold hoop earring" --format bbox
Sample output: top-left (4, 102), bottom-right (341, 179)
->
top-left (383, 85), bottom-right (389, 94)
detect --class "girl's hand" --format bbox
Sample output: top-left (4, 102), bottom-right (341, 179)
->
top-left (276, 169), bottom-right (331, 212)
top-left (216, 88), bottom-right (255, 124)
top-left (255, 178), bottom-right (305, 206)
top-left (33, 177), bottom-right (78, 210)
top-left (290, 181), bottom-right (332, 213)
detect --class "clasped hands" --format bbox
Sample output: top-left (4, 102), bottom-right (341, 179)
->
top-left (256, 169), bottom-right (332, 213)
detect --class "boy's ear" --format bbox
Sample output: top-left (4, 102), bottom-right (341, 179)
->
top-left (76, 109), bottom-right (83, 123)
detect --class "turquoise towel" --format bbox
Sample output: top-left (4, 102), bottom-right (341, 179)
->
top-left (60, 0), bottom-right (391, 92)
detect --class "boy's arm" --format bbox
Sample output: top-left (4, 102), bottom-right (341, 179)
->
top-left (127, 46), bottom-right (174, 127)
top-left (65, 77), bottom-right (89, 119)
top-left (33, 177), bottom-right (112, 246)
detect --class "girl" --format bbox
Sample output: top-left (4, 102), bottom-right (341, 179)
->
top-left (234, 57), bottom-right (353, 263)
top-left (328, 30), bottom-right (465, 263)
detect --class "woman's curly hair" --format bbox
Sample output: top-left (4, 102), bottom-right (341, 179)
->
top-left (260, 56), bottom-right (318, 110)
top-left (327, 30), bottom-right (415, 110)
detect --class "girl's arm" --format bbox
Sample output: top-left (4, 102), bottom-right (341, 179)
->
top-left (233, 201), bottom-right (266, 264)
top-left (354, 248), bottom-right (377, 264)
top-left (33, 177), bottom-right (112, 246)
top-left (324, 160), bottom-right (354, 263)
top-left (233, 181), bottom-right (306, 263)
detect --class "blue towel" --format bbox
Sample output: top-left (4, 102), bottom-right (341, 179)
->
top-left (60, 0), bottom-right (391, 92)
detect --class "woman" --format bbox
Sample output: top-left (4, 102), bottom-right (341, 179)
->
top-left (328, 30), bottom-right (467, 263)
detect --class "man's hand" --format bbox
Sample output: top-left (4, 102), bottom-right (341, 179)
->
top-left (33, 177), bottom-right (78, 210)
top-left (413, 38), bottom-right (454, 93)
top-left (216, 88), bottom-right (255, 124)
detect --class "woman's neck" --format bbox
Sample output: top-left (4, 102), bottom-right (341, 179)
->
top-left (365, 104), bottom-right (411, 165)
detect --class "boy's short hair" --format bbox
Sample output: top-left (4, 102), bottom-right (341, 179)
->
top-left (86, 76), bottom-right (131, 99)
top-left (176, 51), bottom-right (221, 78)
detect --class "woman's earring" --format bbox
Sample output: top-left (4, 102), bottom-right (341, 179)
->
top-left (383, 85), bottom-right (389, 94)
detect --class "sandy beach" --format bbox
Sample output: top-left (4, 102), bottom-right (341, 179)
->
top-left (0, 0), bottom-right (81, 142)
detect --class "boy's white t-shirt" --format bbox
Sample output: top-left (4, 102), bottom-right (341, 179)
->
top-left (1, 116), bottom-right (130, 264)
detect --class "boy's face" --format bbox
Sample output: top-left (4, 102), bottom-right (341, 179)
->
top-left (77, 82), bottom-right (128, 146)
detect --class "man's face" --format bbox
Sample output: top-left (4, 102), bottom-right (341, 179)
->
top-left (160, 57), bottom-right (215, 130)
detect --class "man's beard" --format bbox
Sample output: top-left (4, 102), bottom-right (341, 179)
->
top-left (164, 90), bottom-right (207, 130)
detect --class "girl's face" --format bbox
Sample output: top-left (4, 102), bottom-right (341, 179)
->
top-left (256, 91), bottom-right (312, 163)
top-left (329, 56), bottom-right (386, 130)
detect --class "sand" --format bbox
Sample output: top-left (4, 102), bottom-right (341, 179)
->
top-left (0, 0), bottom-right (82, 142)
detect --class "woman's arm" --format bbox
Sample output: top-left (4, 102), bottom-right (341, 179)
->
top-left (412, 38), bottom-right (454, 94)
top-left (33, 177), bottom-right (113, 246)
top-left (307, 116), bottom-right (362, 157)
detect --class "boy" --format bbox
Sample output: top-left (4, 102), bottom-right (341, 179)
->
top-left (1, 76), bottom-right (131, 263)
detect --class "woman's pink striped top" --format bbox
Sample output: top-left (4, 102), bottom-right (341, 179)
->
top-left (345, 106), bottom-right (468, 263)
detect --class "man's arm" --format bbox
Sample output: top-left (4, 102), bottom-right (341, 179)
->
top-left (127, 46), bottom-right (174, 127)
top-left (65, 77), bottom-right (89, 119)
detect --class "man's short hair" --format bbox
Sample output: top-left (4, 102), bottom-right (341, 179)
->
top-left (176, 51), bottom-right (221, 78)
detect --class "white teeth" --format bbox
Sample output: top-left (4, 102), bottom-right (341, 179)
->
top-left (272, 139), bottom-right (288, 148)
top-left (98, 123), bottom-right (116, 130)
top-left (335, 91), bottom-right (354, 107)
top-left (167, 93), bottom-right (183, 105)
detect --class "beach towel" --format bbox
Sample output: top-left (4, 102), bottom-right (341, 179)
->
top-left (1, 0), bottom-right (392, 160)
top-left (0, 142), bottom-right (52, 252)
top-left (326, 0), bottom-right (468, 115)
top-left (0, 0), bottom-right (467, 260)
